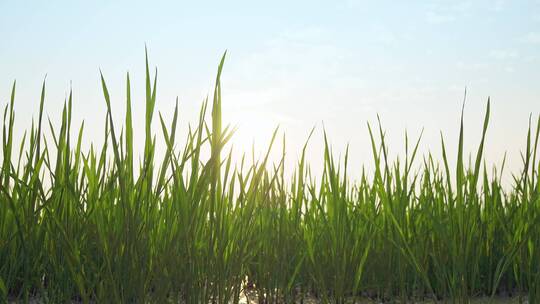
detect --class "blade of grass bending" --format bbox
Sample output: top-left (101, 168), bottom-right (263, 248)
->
top-left (456, 95), bottom-right (466, 207)
top-left (472, 99), bottom-right (490, 190)
top-left (125, 72), bottom-right (133, 179)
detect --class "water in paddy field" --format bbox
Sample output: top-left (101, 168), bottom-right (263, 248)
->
top-left (6, 292), bottom-right (529, 303)
top-left (237, 290), bottom-right (528, 304)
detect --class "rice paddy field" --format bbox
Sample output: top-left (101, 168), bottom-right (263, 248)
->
top-left (1, 54), bottom-right (539, 304)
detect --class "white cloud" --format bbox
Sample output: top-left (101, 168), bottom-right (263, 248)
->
top-left (519, 32), bottom-right (540, 44)
top-left (504, 66), bottom-right (515, 73)
top-left (426, 11), bottom-right (455, 24)
top-left (489, 49), bottom-right (519, 60)
top-left (491, 0), bottom-right (506, 12)
top-left (456, 61), bottom-right (489, 71)
top-left (374, 29), bottom-right (399, 46)
top-left (425, 1), bottom-right (472, 24)
top-left (341, 0), bottom-right (368, 9)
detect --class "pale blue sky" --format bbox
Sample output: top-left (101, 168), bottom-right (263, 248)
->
top-left (1, 0), bottom-right (539, 179)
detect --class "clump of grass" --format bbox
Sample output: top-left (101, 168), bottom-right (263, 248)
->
top-left (1, 51), bottom-right (539, 303)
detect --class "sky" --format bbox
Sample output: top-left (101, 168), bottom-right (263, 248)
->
top-left (1, 0), bottom-right (539, 181)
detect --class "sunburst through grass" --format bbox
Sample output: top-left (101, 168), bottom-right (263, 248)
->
top-left (1, 51), bottom-right (539, 303)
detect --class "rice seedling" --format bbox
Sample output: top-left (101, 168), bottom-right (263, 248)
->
top-left (0, 51), bottom-right (539, 303)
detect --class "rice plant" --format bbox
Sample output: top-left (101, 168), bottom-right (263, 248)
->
top-left (1, 51), bottom-right (539, 303)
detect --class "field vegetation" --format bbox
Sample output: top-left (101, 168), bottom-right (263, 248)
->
top-left (1, 53), bottom-right (539, 303)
